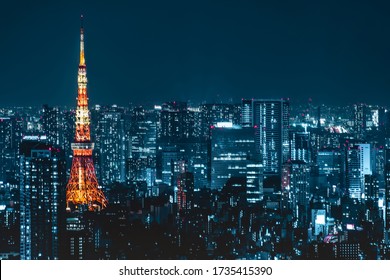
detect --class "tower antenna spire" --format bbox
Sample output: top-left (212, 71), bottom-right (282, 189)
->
top-left (79, 14), bottom-right (85, 66)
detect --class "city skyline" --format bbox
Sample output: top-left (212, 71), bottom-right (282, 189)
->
top-left (2, 1), bottom-right (390, 261)
top-left (1, 0), bottom-right (390, 107)
top-left (3, 97), bottom-right (390, 259)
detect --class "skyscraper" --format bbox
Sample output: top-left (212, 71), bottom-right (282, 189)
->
top-left (158, 102), bottom-right (196, 143)
top-left (0, 116), bottom-right (22, 183)
top-left (66, 16), bottom-right (107, 211)
top-left (19, 139), bottom-right (66, 259)
top-left (0, 117), bottom-right (14, 183)
top-left (289, 131), bottom-right (310, 164)
top-left (347, 144), bottom-right (372, 200)
top-left (252, 99), bottom-right (289, 176)
top-left (41, 105), bottom-right (62, 147)
top-left (281, 160), bottom-right (310, 226)
top-left (97, 107), bottom-right (126, 185)
top-left (199, 103), bottom-right (241, 139)
top-left (126, 106), bottom-right (157, 185)
top-left (129, 106), bottom-right (157, 160)
top-left (211, 124), bottom-right (263, 202)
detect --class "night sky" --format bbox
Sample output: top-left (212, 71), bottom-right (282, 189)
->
top-left (1, 0), bottom-right (390, 107)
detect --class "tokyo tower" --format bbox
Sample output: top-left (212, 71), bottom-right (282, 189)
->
top-left (66, 16), bottom-right (107, 211)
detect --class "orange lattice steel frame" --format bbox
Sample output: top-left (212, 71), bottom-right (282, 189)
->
top-left (66, 16), bottom-right (107, 211)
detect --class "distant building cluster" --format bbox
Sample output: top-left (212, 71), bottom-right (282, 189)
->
top-left (1, 100), bottom-right (390, 259)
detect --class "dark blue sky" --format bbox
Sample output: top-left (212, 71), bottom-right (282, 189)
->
top-left (1, 0), bottom-right (390, 107)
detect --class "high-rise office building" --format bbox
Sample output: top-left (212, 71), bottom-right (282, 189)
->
top-left (0, 116), bottom-right (22, 183)
top-left (97, 107), bottom-right (126, 185)
top-left (0, 117), bottom-right (14, 183)
top-left (161, 146), bottom-right (180, 186)
top-left (158, 102), bottom-right (197, 143)
top-left (129, 107), bottom-right (157, 159)
top-left (211, 124), bottom-right (262, 202)
top-left (156, 102), bottom-right (198, 185)
top-left (317, 148), bottom-right (343, 188)
top-left (41, 105), bottom-right (62, 147)
top-left (252, 99), bottom-right (289, 176)
top-left (347, 144), bottom-right (372, 200)
top-left (199, 103), bottom-right (241, 139)
top-left (364, 174), bottom-right (379, 202)
top-left (126, 107), bottom-right (157, 185)
top-left (19, 140), bottom-right (66, 259)
top-left (281, 160), bottom-right (310, 225)
top-left (289, 131), bottom-right (310, 164)
top-left (186, 142), bottom-right (208, 189)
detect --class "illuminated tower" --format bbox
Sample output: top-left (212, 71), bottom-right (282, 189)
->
top-left (66, 16), bottom-right (107, 211)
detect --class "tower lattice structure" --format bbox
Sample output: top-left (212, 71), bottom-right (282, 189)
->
top-left (66, 16), bottom-right (107, 211)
